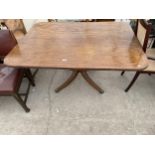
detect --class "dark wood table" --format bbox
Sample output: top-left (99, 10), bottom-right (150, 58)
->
top-left (4, 22), bottom-right (148, 93)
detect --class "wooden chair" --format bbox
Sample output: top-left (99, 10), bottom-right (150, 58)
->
top-left (1, 19), bottom-right (27, 41)
top-left (121, 19), bottom-right (155, 92)
top-left (3, 20), bottom-right (39, 77)
top-left (0, 23), bottom-right (35, 112)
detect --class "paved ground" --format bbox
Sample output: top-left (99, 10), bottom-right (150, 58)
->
top-left (0, 69), bottom-right (155, 134)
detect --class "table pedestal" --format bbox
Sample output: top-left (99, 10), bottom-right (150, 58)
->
top-left (55, 70), bottom-right (104, 94)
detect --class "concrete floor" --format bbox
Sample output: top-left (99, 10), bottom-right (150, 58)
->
top-left (0, 69), bottom-right (155, 134)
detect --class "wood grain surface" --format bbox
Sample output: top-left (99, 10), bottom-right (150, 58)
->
top-left (4, 22), bottom-right (148, 70)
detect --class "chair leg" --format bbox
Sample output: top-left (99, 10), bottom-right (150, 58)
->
top-left (121, 71), bottom-right (125, 76)
top-left (125, 72), bottom-right (140, 92)
top-left (32, 69), bottom-right (39, 78)
top-left (12, 72), bottom-right (32, 113)
top-left (25, 69), bottom-right (35, 86)
top-left (13, 93), bottom-right (30, 112)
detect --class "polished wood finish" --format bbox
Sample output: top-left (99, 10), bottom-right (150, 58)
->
top-left (121, 20), bottom-right (151, 76)
top-left (55, 70), bottom-right (104, 93)
top-left (4, 22), bottom-right (149, 93)
top-left (122, 20), bottom-right (155, 92)
top-left (5, 22), bottom-right (148, 71)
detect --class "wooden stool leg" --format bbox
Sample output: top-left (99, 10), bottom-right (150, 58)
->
top-left (55, 70), bottom-right (79, 93)
top-left (125, 72), bottom-right (140, 92)
top-left (81, 71), bottom-right (104, 94)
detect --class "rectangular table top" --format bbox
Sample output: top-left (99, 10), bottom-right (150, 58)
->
top-left (4, 22), bottom-right (148, 70)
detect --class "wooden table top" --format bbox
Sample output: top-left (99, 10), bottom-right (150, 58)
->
top-left (4, 22), bottom-right (148, 70)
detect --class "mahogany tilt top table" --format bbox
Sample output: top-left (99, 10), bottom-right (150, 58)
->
top-left (4, 22), bottom-right (148, 93)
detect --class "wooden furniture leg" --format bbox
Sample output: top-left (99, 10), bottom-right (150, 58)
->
top-left (125, 72), bottom-right (140, 92)
top-left (81, 71), bottom-right (104, 94)
top-left (55, 70), bottom-right (104, 93)
top-left (25, 69), bottom-right (35, 86)
top-left (55, 70), bottom-right (79, 92)
top-left (121, 71), bottom-right (125, 76)
top-left (13, 93), bottom-right (30, 112)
